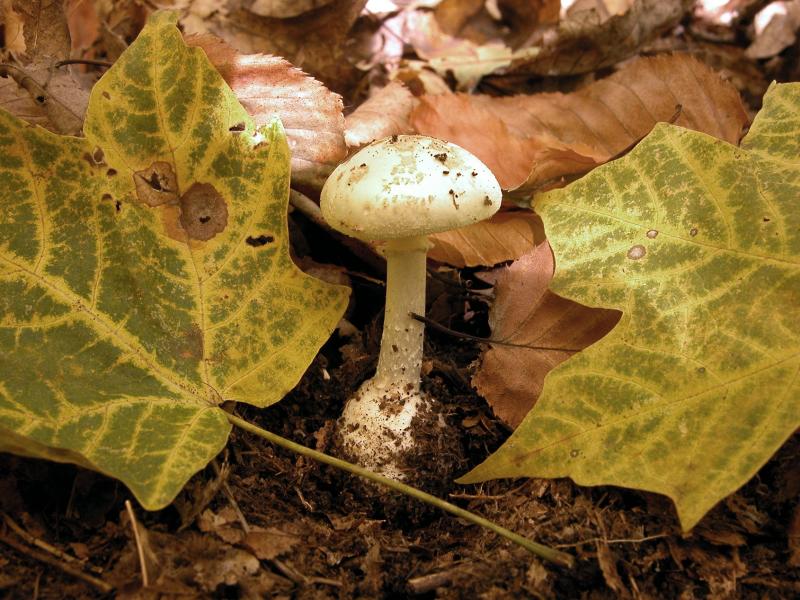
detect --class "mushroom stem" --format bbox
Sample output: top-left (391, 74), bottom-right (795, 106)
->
top-left (372, 235), bottom-right (428, 392)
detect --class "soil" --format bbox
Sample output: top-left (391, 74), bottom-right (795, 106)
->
top-left (1, 218), bottom-right (799, 599)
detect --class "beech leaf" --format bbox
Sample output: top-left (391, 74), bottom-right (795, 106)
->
top-left (427, 212), bottom-right (543, 268)
top-left (187, 34), bottom-right (347, 191)
top-left (473, 243), bottom-right (620, 428)
top-left (412, 54), bottom-right (749, 195)
top-left (0, 12), bottom-right (349, 510)
top-left (461, 82), bottom-right (800, 531)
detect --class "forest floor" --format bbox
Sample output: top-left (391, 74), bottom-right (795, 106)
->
top-left (1, 241), bottom-right (798, 598)
top-left (2, 1), bottom-right (800, 598)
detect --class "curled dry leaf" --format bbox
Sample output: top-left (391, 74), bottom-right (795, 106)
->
top-left (0, 0), bottom-right (90, 135)
top-left (473, 243), bottom-right (620, 429)
top-left (249, 0), bottom-right (337, 19)
top-left (412, 54), bottom-right (749, 195)
top-left (344, 81), bottom-right (417, 149)
top-left (745, 0), bottom-right (800, 59)
top-left (514, 0), bottom-right (693, 76)
top-left (0, 66), bottom-right (90, 135)
top-left (428, 211), bottom-right (543, 268)
top-left (188, 34), bottom-right (346, 191)
top-left (8, 0), bottom-right (71, 63)
top-left (403, 10), bottom-right (540, 91)
top-left (217, 0), bottom-right (367, 95)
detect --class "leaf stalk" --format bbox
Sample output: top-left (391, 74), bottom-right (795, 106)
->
top-left (225, 412), bottom-right (575, 568)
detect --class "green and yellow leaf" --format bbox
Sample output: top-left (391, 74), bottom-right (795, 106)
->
top-left (461, 82), bottom-right (800, 530)
top-left (0, 11), bottom-right (349, 510)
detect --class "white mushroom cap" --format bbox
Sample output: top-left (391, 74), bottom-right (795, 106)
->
top-left (320, 135), bottom-right (501, 241)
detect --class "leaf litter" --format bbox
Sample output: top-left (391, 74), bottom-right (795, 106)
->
top-left (0, 0), bottom-right (799, 598)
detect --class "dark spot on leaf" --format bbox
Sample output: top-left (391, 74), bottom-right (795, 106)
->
top-left (390, 135), bottom-right (398, 142)
top-left (101, 193), bottom-right (112, 201)
top-left (449, 189), bottom-right (459, 209)
top-left (442, 170), bottom-right (449, 175)
top-left (433, 153), bottom-right (447, 163)
top-left (92, 148), bottom-right (105, 164)
top-left (35, 95), bottom-right (45, 104)
top-left (245, 234), bottom-right (274, 247)
top-left (483, 196), bottom-right (492, 206)
top-left (115, 200), bottom-right (122, 212)
top-left (229, 122), bottom-right (246, 132)
top-left (471, 171), bottom-right (478, 176)
top-left (107, 168), bottom-right (117, 176)
top-left (627, 244), bottom-right (646, 260)
top-left (102, 91), bottom-right (110, 100)
top-left (763, 217), bottom-right (771, 222)
top-left (133, 162), bottom-right (178, 207)
top-left (570, 449), bottom-right (579, 458)
top-left (690, 227), bottom-right (698, 237)
top-left (179, 182), bottom-right (228, 241)
top-left (359, 163), bottom-right (366, 168)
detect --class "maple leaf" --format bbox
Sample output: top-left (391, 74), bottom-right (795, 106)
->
top-left (0, 12), bottom-right (349, 510)
top-left (461, 82), bottom-right (800, 531)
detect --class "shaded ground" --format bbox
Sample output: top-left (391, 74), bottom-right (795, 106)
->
top-left (1, 243), bottom-right (798, 598)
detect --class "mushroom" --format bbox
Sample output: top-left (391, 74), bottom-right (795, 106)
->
top-left (320, 135), bottom-right (501, 479)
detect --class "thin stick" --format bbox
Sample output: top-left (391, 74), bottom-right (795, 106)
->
top-left (225, 413), bottom-right (574, 568)
top-left (288, 189), bottom-right (328, 230)
top-left (55, 59), bottom-right (113, 68)
top-left (0, 533), bottom-right (113, 594)
top-left (1, 512), bottom-right (103, 574)
top-left (125, 500), bottom-right (149, 587)
top-left (410, 312), bottom-right (583, 352)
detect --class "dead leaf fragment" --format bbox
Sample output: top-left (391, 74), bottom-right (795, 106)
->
top-left (1, 0), bottom-right (26, 54)
top-left (9, 0), bottom-right (71, 64)
top-left (473, 243), bottom-right (619, 428)
top-left (189, 34), bottom-right (346, 191)
top-left (249, 0), bottom-right (337, 18)
top-left (216, 0), bottom-right (367, 96)
top-left (345, 81), bottom-right (417, 149)
top-left (746, 1), bottom-right (800, 59)
top-left (515, 0), bottom-right (694, 76)
top-left (243, 528), bottom-right (301, 560)
top-left (428, 211), bottom-right (542, 268)
top-left (412, 54), bottom-right (749, 194)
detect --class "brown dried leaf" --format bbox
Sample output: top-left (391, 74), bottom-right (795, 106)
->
top-left (1, 0), bottom-right (26, 54)
top-left (66, 0), bottom-right (100, 52)
top-left (0, 66), bottom-right (88, 135)
top-left (188, 34), bottom-right (346, 191)
top-left (746, 1), bottom-right (800, 59)
top-left (10, 0), bottom-right (71, 64)
top-left (344, 81), bottom-right (417, 149)
top-left (249, 0), bottom-right (337, 18)
top-left (428, 211), bottom-right (542, 268)
top-left (405, 10), bottom-right (539, 91)
top-left (515, 0), bottom-right (693, 76)
top-left (412, 54), bottom-right (749, 195)
top-left (473, 243), bottom-right (619, 428)
top-left (215, 0), bottom-right (367, 96)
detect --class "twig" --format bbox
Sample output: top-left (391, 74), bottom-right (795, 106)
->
top-left (125, 500), bottom-right (149, 588)
top-left (410, 312), bottom-right (583, 352)
top-left (288, 189), bottom-right (328, 230)
top-left (226, 412), bottom-right (574, 568)
top-left (1, 512), bottom-right (103, 574)
top-left (408, 567), bottom-right (462, 594)
top-left (0, 532), bottom-right (113, 594)
top-left (211, 460), bottom-right (250, 533)
top-left (554, 532), bottom-right (669, 549)
top-left (55, 59), bottom-right (113, 68)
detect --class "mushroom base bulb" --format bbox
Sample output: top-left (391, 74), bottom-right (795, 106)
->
top-left (337, 380), bottom-right (437, 480)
